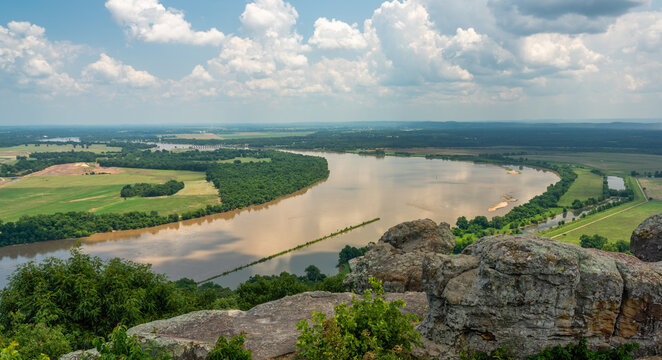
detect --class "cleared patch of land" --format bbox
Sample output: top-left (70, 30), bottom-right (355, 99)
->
top-left (0, 144), bottom-right (120, 159)
top-left (639, 178), bottom-right (662, 200)
top-left (0, 168), bottom-right (218, 222)
top-left (25, 163), bottom-right (124, 176)
top-left (557, 168), bottom-right (604, 207)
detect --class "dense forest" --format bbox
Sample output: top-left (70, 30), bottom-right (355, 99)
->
top-left (120, 180), bottom-right (185, 198)
top-left (0, 149), bottom-right (329, 246)
top-left (158, 123), bottom-right (662, 154)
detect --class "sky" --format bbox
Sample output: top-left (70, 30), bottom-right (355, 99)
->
top-left (0, 0), bottom-right (661, 125)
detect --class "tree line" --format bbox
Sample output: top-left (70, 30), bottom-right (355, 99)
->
top-left (120, 180), bottom-right (184, 198)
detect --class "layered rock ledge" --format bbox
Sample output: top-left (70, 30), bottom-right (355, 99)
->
top-left (419, 235), bottom-right (662, 358)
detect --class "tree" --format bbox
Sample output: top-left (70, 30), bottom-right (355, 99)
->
top-left (580, 234), bottom-right (608, 249)
top-left (456, 216), bottom-right (469, 230)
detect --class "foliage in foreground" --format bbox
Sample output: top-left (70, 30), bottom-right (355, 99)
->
top-left (0, 247), bottom-right (351, 358)
top-left (84, 326), bottom-right (171, 360)
top-left (460, 338), bottom-right (639, 360)
top-left (296, 278), bottom-right (421, 360)
top-left (207, 334), bottom-right (252, 360)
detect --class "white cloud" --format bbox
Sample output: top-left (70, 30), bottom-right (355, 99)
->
top-left (105, 0), bottom-right (224, 45)
top-left (83, 53), bottom-right (159, 87)
top-left (0, 21), bottom-right (81, 95)
top-left (520, 33), bottom-right (602, 70)
top-left (309, 18), bottom-right (368, 50)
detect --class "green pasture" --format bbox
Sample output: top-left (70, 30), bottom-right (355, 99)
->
top-left (0, 168), bottom-right (218, 222)
top-left (540, 176), bottom-right (655, 244)
top-left (557, 168), bottom-right (604, 207)
top-left (551, 201), bottom-right (662, 244)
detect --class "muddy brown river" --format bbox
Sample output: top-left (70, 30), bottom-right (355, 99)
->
top-left (0, 152), bottom-right (559, 288)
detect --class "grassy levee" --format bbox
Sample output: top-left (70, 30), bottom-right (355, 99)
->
top-left (197, 218), bottom-right (380, 284)
top-left (538, 176), bottom-right (648, 244)
top-left (557, 168), bottom-right (604, 207)
top-left (0, 169), bottom-right (219, 221)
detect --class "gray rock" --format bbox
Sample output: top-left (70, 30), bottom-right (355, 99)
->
top-left (631, 213), bottom-right (662, 262)
top-left (62, 291), bottom-right (428, 360)
top-left (419, 235), bottom-right (662, 359)
top-left (380, 219), bottom-right (455, 254)
top-left (345, 219), bottom-right (455, 292)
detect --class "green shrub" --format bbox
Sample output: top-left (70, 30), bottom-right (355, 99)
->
top-left (580, 234), bottom-right (608, 249)
top-left (0, 248), bottom-right (192, 350)
top-left (6, 323), bottom-right (69, 360)
top-left (0, 340), bottom-right (49, 360)
top-left (296, 278), bottom-right (421, 360)
top-left (207, 334), bottom-right (252, 360)
top-left (84, 326), bottom-right (170, 360)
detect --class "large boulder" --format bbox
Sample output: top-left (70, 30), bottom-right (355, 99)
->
top-left (62, 291), bottom-right (428, 360)
top-left (419, 235), bottom-right (662, 359)
top-left (631, 213), bottom-right (662, 262)
top-left (345, 219), bottom-right (455, 292)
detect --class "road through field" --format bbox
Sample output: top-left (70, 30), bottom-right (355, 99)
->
top-left (551, 178), bottom-right (647, 239)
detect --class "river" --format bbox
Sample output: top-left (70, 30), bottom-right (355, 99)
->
top-left (0, 152), bottom-right (559, 288)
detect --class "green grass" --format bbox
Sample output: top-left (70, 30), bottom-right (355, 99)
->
top-left (0, 144), bottom-right (120, 158)
top-left (549, 201), bottom-right (662, 244)
top-left (0, 168), bottom-right (218, 222)
top-left (557, 168), bottom-right (604, 207)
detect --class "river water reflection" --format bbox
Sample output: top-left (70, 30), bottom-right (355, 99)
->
top-left (0, 152), bottom-right (559, 288)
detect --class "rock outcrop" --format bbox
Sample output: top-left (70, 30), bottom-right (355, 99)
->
top-left (631, 213), bottom-right (662, 262)
top-left (419, 235), bottom-right (662, 358)
top-left (345, 219), bottom-right (455, 292)
top-left (63, 291), bottom-right (427, 360)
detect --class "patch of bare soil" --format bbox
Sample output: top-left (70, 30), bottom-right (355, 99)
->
top-left (26, 163), bottom-right (125, 176)
top-left (69, 195), bottom-right (109, 202)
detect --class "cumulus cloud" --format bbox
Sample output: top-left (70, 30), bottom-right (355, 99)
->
top-left (83, 53), bottom-right (159, 87)
top-left (0, 21), bottom-right (81, 94)
top-left (369, 0), bottom-right (473, 84)
top-left (309, 18), bottom-right (367, 50)
top-left (520, 33), bottom-right (602, 71)
top-left (105, 0), bottom-right (224, 45)
top-left (488, 0), bottom-right (646, 34)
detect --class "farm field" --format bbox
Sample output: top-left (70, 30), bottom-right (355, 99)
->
top-left (523, 152), bottom-right (662, 176)
top-left (557, 168), bottom-right (604, 207)
top-left (640, 177), bottom-right (662, 200)
top-left (0, 168), bottom-right (218, 222)
top-left (550, 201), bottom-right (662, 244)
top-left (540, 177), bottom-right (653, 245)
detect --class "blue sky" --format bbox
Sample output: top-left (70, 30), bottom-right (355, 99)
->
top-left (1, 0), bottom-right (661, 124)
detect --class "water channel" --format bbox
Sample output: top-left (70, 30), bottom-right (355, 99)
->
top-left (0, 152), bottom-right (559, 288)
